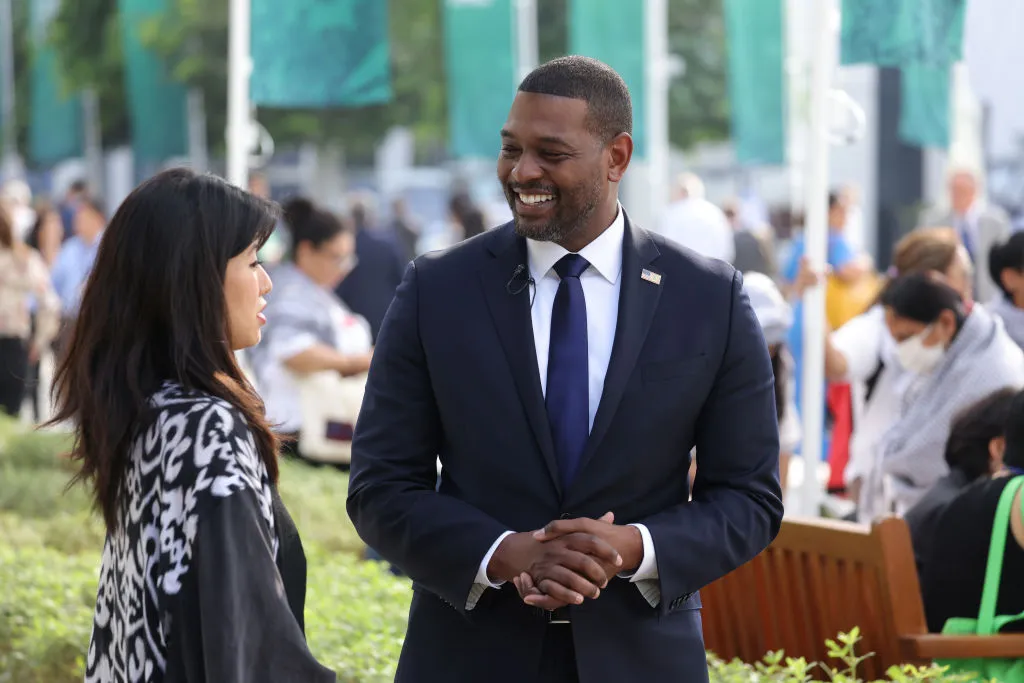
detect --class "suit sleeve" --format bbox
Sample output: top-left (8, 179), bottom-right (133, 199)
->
top-left (346, 261), bottom-right (509, 611)
top-left (637, 269), bottom-right (784, 616)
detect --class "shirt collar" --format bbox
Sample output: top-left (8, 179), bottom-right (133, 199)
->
top-left (526, 204), bottom-right (624, 284)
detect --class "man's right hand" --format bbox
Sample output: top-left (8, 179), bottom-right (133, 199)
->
top-left (487, 518), bottom-right (622, 609)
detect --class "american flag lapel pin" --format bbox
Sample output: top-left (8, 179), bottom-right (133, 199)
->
top-left (641, 269), bottom-right (662, 285)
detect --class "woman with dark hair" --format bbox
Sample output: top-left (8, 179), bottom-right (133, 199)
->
top-left (0, 205), bottom-right (59, 417)
top-left (905, 387), bottom-right (1017, 574)
top-left (921, 388), bottom-right (1024, 633)
top-left (249, 197), bottom-right (373, 456)
top-left (876, 272), bottom-right (1024, 514)
top-left (25, 203), bottom-right (63, 267)
top-left (986, 231), bottom-right (1024, 348)
top-left (52, 169), bottom-right (335, 681)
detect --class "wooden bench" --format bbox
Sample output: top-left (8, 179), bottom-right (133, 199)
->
top-left (700, 516), bottom-right (1024, 679)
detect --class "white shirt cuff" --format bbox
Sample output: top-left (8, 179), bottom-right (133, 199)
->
top-left (466, 530), bottom-right (514, 610)
top-left (619, 523), bottom-right (658, 581)
top-left (620, 523), bottom-right (661, 607)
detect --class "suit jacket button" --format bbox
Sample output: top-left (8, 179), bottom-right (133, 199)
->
top-left (559, 513), bottom-right (571, 520)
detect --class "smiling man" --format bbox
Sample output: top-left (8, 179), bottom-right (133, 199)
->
top-left (347, 56), bottom-right (783, 683)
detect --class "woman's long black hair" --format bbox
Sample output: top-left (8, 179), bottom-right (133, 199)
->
top-left (48, 168), bottom-right (282, 532)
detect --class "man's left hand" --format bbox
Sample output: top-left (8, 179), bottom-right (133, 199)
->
top-left (512, 513), bottom-right (644, 609)
top-left (533, 513), bottom-right (643, 574)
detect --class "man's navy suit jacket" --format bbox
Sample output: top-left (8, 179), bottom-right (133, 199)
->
top-left (347, 215), bottom-right (784, 683)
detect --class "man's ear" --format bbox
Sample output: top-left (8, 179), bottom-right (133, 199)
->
top-left (606, 133), bottom-right (633, 184)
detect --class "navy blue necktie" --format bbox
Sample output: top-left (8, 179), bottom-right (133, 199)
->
top-left (546, 254), bottom-right (590, 488)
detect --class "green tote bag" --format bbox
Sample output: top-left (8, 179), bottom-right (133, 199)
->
top-left (937, 475), bottom-right (1024, 681)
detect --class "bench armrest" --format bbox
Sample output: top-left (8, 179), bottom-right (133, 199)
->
top-left (901, 634), bottom-right (1024, 660)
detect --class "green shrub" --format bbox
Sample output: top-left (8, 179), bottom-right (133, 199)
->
top-left (304, 547), bottom-right (410, 683)
top-left (0, 429), bottom-right (73, 470)
top-left (0, 544), bottom-right (95, 683)
top-left (0, 420), bottom-right (996, 682)
top-left (277, 459), bottom-right (366, 556)
top-left (706, 629), bottom-right (979, 682)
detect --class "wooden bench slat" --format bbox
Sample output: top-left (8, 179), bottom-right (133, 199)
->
top-left (902, 635), bottom-right (1024, 659)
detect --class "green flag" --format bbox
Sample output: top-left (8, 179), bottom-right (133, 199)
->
top-left (841, 0), bottom-right (965, 148)
top-left (251, 0), bottom-right (392, 108)
top-left (724, 0), bottom-right (786, 166)
top-left (899, 62), bottom-right (951, 148)
top-left (29, 0), bottom-right (82, 164)
top-left (841, 0), bottom-right (965, 67)
top-left (568, 0), bottom-right (646, 158)
top-left (118, 0), bottom-right (188, 163)
top-left (443, 0), bottom-right (517, 159)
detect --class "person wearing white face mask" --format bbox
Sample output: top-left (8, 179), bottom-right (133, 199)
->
top-left (878, 272), bottom-right (1024, 514)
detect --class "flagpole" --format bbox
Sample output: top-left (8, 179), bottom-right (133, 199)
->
top-left (797, 0), bottom-right (838, 518)
top-left (514, 0), bottom-right (538, 83)
top-left (0, 0), bottom-right (20, 180)
top-left (644, 0), bottom-right (670, 219)
top-left (226, 0), bottom-right (251, 187)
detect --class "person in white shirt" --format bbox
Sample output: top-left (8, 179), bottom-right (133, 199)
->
top-left (653, 172), bottom-right (735, 263)
top-left (824, 227), bottom-right (974, 521)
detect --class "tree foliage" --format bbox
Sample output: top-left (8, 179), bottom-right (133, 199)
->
top-left (48, 0), bottom-right (130, 146)
top-left (9, 0), bottom-right (32, 153)
top-left (39, 0), bottom-right (730, 163)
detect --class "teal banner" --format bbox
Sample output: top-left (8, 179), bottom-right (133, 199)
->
top-left (29, 0), bottom-right (82, 164)
top-left (118, 0), bottom-right (188, 163)
top-left (899, 62), bottom-right (951, 148)
top-left (568, 0), bottom-right (646, 158)
top-left (841, 0), bottom-right (965, 67)
top-left (251, 0), bottom-right (392, 108)
top-left (841, 0), bottom-right (965, 148)
top-left (724, 0), bottom-right (786, 166)
top-left (443, 0), bottom-right (517, 159)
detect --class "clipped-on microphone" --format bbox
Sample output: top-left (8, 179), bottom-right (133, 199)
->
top-left (505, 263), bottom-right (535, 296)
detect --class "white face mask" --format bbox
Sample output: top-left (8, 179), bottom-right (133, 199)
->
top-left (895, 324), bottom-right (945, 375)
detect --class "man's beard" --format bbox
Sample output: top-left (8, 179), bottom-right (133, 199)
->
top-left (507, 180), bottom-right (602, 245)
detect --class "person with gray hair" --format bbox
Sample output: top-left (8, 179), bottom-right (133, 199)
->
top-left (653, 171), bottom-right (734, 263)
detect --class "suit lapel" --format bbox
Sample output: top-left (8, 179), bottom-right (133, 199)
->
top-left (479, 226), bottom-right (562, 495)
top-left (575, 215), bottom-right (662, 479)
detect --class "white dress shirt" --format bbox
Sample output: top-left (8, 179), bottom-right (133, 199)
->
top-left (468, 206), bottom-right (661, 609)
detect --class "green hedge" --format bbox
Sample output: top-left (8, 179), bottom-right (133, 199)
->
top-left (0, 416), bottom-right (982, 681)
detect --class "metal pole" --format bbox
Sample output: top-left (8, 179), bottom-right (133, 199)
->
top-left (644, 0), bottom-right (670, 219)
top-left (798, 0), bottom-right (838, 518)
top-left (0, 0), bottom-right (20, 179)
top-left (187, 88), bottom-right (208, 173)
top-left (226, 0), bottom-right (251, 187)
top-left (82, 88), bottom-right (103, 197)
top-left (514, 0), bottom-right (538, 84)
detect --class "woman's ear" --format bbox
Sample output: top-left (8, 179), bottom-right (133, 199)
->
top-left (990, 436), bottom-right (1007, 474)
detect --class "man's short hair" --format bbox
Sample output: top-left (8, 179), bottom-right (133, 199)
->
top-left (518, 55), bottom-right (632, 144)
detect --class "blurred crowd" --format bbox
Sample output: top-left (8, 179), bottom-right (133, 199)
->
top-left (3, 164), bottom-right (1024, 629)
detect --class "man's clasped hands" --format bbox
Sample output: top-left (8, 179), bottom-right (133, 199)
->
top-left (487, 512), bottom-right (644, 609)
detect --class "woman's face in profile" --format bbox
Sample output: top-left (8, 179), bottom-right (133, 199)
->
top-left (298, 231), bottom-right (355, 289)
top-left (224, 243), bottom-right (272, 350)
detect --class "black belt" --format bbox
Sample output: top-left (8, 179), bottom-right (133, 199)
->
top-left (548, 606), bottom-right (571, 624)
